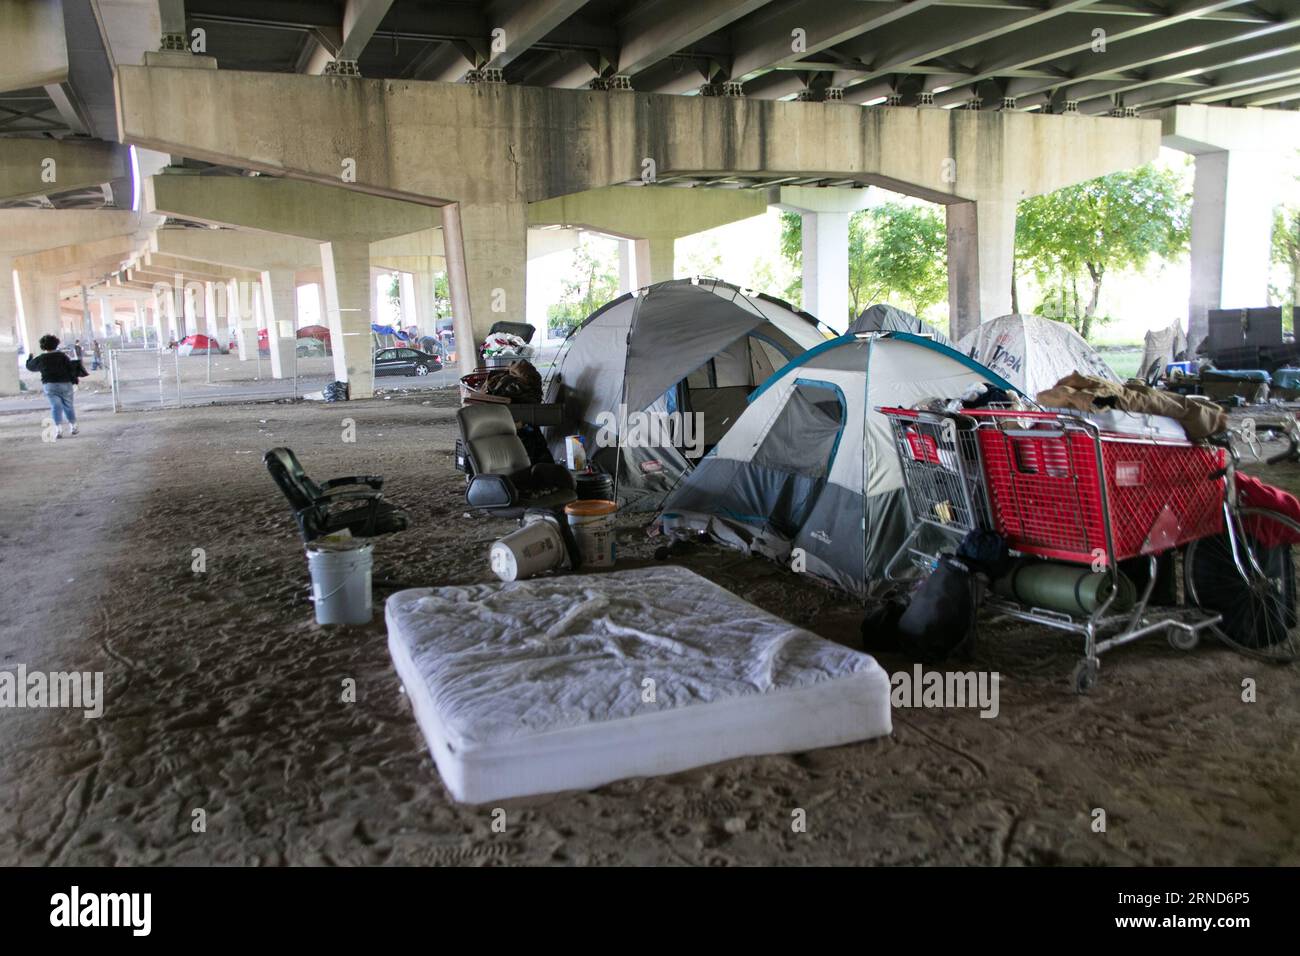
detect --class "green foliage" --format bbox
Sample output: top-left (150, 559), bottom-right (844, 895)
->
top-left (1273, 202), bottom-right (1299, 330)
top-left (1016, 163), bottom-right (1191, 341)
top-left (778, 202), bottom-right (947, 322)
top-left (547, 238), bottom-right (620, 337)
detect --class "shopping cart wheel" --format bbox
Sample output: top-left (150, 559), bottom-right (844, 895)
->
top-left (1168, 628), bottom-right (1199, 651)
top-left (1072, 658), bottom-right (1099, 694)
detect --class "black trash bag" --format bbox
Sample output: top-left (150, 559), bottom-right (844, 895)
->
top-left (894, 556), bottom-right (981, 664)
top-left (323, 380), bottom-right (350, 402)
top-left (861, 597), bottom-right (908, 654)
top-left (956, 529), bottom-right (1013, 579)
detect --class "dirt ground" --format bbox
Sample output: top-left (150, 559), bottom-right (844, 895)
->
top-left (1, 390), bottom-right (1297, 866)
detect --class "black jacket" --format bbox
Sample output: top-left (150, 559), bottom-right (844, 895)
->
top-left (26, 351), bottom-right (83, 384)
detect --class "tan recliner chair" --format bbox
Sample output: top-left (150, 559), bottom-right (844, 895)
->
top-left (456, 403), bottom-right (577, 518)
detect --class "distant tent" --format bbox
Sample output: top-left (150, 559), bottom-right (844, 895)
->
top-left (177, 333), bottom-right (224, 355)
top-left (658, 332), bottom-right (1015, 595)
top-left (851, 304), bottom-right (951, 346)
top-left (1139, 320), bottom-right (1189, 382)
top-left (297, 324), bottom-right (331, 346)
top-left (545, 278), bottom-right (831, 510)
top-left (955, 314), bottom-right (1119, 397)
top-left (371, 323), bottom-right (410, 341)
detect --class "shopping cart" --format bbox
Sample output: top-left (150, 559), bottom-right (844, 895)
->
top-left (879, 406), bottom-right (1300, 692)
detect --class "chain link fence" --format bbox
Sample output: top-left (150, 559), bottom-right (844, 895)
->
top-left (104, 345), bottom-right (468, 411)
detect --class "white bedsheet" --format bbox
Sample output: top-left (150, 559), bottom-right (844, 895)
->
top-left (387, 566), bottom-right (891, 803)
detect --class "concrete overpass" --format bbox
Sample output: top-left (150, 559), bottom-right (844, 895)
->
top-left (2, 0), bottom-right (1299, 398)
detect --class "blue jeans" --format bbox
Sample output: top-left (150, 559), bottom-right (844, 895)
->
top-left (43, 382), bottom-right (76, 425)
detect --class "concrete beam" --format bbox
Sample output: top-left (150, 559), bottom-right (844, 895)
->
top-left (0, 209), bottom-right (143, 258)
top-left (528, 184), bottom-right (769, 241)
top-left (145, 173), bottom-right (440, 241)
top-left (116, 66), bottom-right (1160, 207)
top-left (13, 236), bottom-right (141, 280)
top-left (0, 0), bottom-right (69, 93)
top-left (152, 227), bottom-right (321, 271)
top-left (0, 140), bottom-right (132, 204)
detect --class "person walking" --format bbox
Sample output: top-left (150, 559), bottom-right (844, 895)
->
top-left (91, 339), bottom-right (103, 372)
top-left (26, 334), bottom-right (86, 438)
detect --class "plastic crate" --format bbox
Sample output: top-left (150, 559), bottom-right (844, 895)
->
top-left (972, 415), bottom-right (1226, 563)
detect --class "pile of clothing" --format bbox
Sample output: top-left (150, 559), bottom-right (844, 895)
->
top-left (482, 359), bottom-right (543, 404)
top-left (481, 332), bottom-right (530, 357)
top-left (1036, 372), bottom-right (1228, 440)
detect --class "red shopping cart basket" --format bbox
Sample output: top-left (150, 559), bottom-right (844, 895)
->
top-left (966, 409), bottom-right (1226, 564)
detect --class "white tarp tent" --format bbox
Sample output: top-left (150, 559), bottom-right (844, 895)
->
top-left (955, 314), bottom-right (1118, 397)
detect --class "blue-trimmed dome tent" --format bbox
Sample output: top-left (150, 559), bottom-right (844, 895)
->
top-left (544, 278), bottom-right (832, 510)
top-left (658, 332), bottom-right (1016, 597)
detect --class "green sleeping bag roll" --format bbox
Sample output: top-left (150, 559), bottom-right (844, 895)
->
top-left (992, 561), bottom-right (1136, 616)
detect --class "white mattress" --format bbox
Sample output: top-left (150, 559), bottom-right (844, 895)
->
top-left (386, 566), bottom-right (891, 803)
top-left (1045, 406), bottom-right (1188, 441)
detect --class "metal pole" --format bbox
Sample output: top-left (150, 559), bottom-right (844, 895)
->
top-left (206, 337), bottom-right (212, 385)
top-left (109, 350), bottom-right (119, 413)
top-left (174, 346), bottom-right (182, 408)
top-left (157, 346), bottom-right (164, 408)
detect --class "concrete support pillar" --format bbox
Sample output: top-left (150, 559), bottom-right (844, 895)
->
top-left (200, 281), bottom-right (214, 339)
top-left (319, 240), bottom-right (373, 397)
top-left (79, 285), bottom-right (94, 344)
top-left (162, 284), bottom-right (180, 341)
top-left (633, 236), bottom-right (675, 288)
top-left (800, 212), bottom-right (850, 332)
top-left (370, 267), bottom-right (384, 331)
top-left (230, 277), bottom-right (255, 360)
top-left (0, 256), bottom-right (18, 395)
top-left (1188, 150), bottom-right (1278, 349)
top-left (946, 198), bottom-right (1016, 341)
top-left (151, 295), bottom-right (163, 349)
top-left (182, 282), bottom-right (199, 339)
top-left (259, 269), bottom-right (296, 379)
top-left (617, 239), bottom-right (635, 294)
top-left (97, 297), bottom-right (113, 338)
top-left (410, 269), bottom-right (439, 335)
top-left (131, 301), bottom-right (143, 346)
top-left (398, 272), bottom-right (414, 330)
top-left (442, 201), bottom-right (527, 374)
top-left (17, 272), bottom-right (59, 347)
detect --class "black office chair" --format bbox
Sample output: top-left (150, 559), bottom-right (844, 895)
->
top-left (456, 403), bottom-right (576, 518)
top-left (264, 447), bottom-right (410, 542)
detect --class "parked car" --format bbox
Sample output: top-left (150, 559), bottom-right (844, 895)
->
top-left (373, 347), bottom-right (442, 377)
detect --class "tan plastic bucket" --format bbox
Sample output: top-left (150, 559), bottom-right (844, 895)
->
top-left (564, 499), bottom-right (617, 568)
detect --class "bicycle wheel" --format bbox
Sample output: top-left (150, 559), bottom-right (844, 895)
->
top-left (1185, 507), bottom-right (1300, 663)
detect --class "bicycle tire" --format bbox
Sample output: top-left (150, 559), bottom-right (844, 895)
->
top-left (1184, 506), bottom-right (1300, 663)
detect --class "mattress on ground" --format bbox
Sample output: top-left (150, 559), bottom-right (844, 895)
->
top-left (387, 566), bottom-right (891, 803)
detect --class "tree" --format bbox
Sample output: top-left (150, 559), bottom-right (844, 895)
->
top-left (1016, 163), bottom-right (1191, 340)
top-left (779, 202), bottom-right (947, 322)
top-left (547, 238), bottom-right (620, 337)
top-left (1272, 204), bottom-right (1299, 329)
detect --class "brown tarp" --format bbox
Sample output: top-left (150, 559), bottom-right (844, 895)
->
top-left (1036, 372), bottom-right (1228, 440)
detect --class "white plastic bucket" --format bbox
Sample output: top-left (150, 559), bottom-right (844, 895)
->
top-left (490, 517), bottom-right (566, 581)
top-left (306, 541), bottom-right (374, 625)
top-left (565, 499), bottom-right (617, 568)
